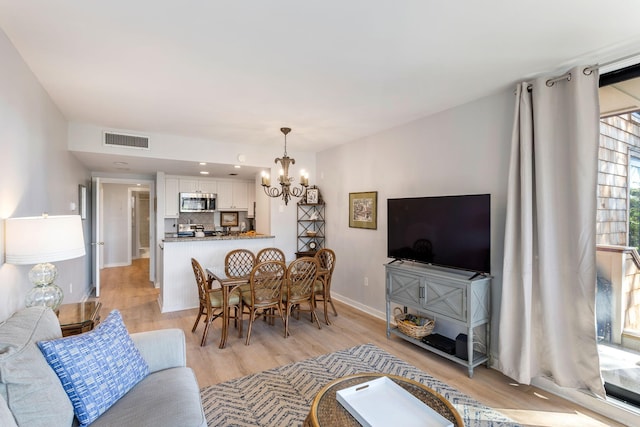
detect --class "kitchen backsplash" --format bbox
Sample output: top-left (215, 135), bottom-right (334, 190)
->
top-left (165, 211), bottom-right (253, 232)
top-left (178, 212), bottom-right (214, 228)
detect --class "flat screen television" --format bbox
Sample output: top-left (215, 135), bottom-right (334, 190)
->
top-left (387, 194), bottom-right (490, 274)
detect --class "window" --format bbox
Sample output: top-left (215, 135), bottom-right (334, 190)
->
top-left (629, 152), bottom-right (640, 249)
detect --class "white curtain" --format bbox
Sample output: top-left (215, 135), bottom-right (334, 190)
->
top-left (498, 65), bottom-right (605, 397)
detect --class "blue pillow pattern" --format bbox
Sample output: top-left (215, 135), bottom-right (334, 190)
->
top-left (37, 309), bottom-right (149, 427)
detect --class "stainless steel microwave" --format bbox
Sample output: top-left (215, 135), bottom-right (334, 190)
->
top-left (179, 192), bottom-right (216, 212)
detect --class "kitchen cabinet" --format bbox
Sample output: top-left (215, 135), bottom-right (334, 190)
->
top-left (216, 180), bottom-right (250, 210)
top-left (247, 183), bottom-right (256, 218)
top-left (385, 261), bottom-right (491, 378)
top-left (232, 181), bottom-right (248, 209)
top-left (215, 181), bottom-right (233, 209)
top-left (164, 177), bottom-right (180, 218)
top-left (198, 180), bottom-right (217, 194)
top-left (179, 178), bottom-right (217, 194)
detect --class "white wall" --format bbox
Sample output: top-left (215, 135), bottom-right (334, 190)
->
top-left (0, 29), bottom-right (91, 321)
top-left (317, 89), bottom-right (514, 359)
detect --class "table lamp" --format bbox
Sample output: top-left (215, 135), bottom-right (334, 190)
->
top-left (5, 214), bottom-right (86, 311)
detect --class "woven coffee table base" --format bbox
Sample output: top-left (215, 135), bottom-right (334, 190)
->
top-left (304, 373), bottom-right (463, 426)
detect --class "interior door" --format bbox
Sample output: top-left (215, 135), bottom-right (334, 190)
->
top-left (91, 176), bottom-right (104, 297)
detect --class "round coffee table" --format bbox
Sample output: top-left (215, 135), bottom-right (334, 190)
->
top-left (304, 373), bottom-right (463, 426)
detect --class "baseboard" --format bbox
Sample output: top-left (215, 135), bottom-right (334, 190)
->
top-left (331, 292), bottom-right (386, 321)
top-left (103, 262), bottom-right (130, 268)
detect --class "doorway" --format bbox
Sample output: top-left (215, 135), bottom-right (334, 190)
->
top-left (92, 177), bottom-right (155, 297)
top-left (131, 189), bottom-right (150, 259)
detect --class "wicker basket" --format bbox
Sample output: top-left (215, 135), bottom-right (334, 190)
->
top-left (394, 307), bottom-right (435, 339)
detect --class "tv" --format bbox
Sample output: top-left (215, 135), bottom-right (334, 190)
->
top-left (387, 194), bottom-right (490, 274)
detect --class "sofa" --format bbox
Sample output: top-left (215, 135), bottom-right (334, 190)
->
top-left (0, 306), bottom-right (206, 427)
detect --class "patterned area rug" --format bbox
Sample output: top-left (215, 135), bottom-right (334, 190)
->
top-left (201, 343), bottom-right (519, 426)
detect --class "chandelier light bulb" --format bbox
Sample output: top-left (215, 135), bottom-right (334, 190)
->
top-left (261, 171), bottom-right (270, 186)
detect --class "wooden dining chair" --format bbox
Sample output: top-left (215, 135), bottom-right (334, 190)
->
top-left (191, 258), bottom-right (241, 346)
top-left (283, 256), bottom-right (321, 337)
top-left (241, 260), bottom-right (286, 345)
top-left (224, 248), bottom-right (256, 307)
top-left (256, 247), bottom-right (286, 263)
top-left (224, 249), bottom-right (256, 279)
top-left (255, 248), bottom-right (285, 325)
top-left (314, 248), bottom-right (337, 325)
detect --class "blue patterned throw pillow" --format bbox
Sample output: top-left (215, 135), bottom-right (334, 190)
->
top-left (37, 309), bottom-right (149, 427)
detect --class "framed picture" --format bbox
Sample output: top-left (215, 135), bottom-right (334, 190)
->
top-left (220, 212), bottom-right (239, 226)
top-left (78, 185), bottom-right (87, 220)
top-left (349, 191), bottom-right (377, 229)
top-left (306, 188), bottom-right (319, 204)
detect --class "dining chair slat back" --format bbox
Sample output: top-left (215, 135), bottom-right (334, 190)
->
top-left (225, 249), bottom-right (256, 279)
top-left (283, 256), bottom-right (321, 337)
top-left (256, 247), bottom-right (286, 263)
top-left (314, 248), bottom-right (337, 324)
top-left (242, 260), bottom-right (286, 345)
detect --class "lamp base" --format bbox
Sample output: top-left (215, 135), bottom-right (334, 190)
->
top-left (25, 262), bottom-right (64, 311)
top-left (25, 283), bottom-right (64, 311)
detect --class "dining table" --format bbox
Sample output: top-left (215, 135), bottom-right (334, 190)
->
top-left (205, 266), bottom-right (249, 349)
top-left (206, 257), bottom-right (328, 348)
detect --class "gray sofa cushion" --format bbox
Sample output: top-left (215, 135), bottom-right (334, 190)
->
top-left (0, 393), bottom-right (18, 427)
top-left (0, 306), bottom-right (74, 426)
top-left (90, 367), bottom-right (206, 427)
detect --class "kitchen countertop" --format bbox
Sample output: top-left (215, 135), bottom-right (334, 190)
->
top-left (163, 234), bottom-right (274, 242)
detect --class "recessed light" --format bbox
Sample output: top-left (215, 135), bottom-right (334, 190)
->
top-left (113, 161), bottom-right (128, 166)
top-left (199, 162), bottom-right (207, 166)
top-left (234, 165), bottom-right (241, 169)
top-left (200, 171), bottom-right (209, 175)
top-left (229, 173), bottom-right (238, 176)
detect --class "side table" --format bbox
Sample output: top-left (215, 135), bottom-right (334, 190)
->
top-left (57, 301), bottom-right (102, 337)
top-left (305, 373), bottom-right (463, 427)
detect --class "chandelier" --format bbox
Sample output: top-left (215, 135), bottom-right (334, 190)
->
top-left (261, 127), bottom-right (309, 205)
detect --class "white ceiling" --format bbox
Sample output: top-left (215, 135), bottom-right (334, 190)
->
top-left (2, 1), bottom-right (640, 177)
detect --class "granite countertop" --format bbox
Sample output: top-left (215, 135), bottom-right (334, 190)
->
top-left (163, 234), bottom-right (274, 242)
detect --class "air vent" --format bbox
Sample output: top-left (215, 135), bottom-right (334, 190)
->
top-left (103, 132), bottom-right (150, 150)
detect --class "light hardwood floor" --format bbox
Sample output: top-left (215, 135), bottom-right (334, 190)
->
top-left (98, 258), bottom-right (625, 427)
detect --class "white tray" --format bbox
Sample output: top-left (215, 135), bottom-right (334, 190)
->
top-left (336, 376), bottom-right (453, 427)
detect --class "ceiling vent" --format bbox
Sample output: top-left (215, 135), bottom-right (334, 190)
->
top-left (103, 132), bottom-right (150, 150)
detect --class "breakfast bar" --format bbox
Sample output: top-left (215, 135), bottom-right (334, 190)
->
top-left (158, 234), bottom-right (275, 313)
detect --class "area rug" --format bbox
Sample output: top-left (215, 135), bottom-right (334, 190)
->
top-left (200, 343), bottom-right (519, 426)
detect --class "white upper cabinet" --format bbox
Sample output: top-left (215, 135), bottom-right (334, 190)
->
top-left (216, 180), bottom-right (250, 210)
top-left (247, 183), bottom-right (256, 218)
top-left (216, 180), bottom-right (233, 209)
top-left (165, 177), bottom-right (180, 218)
top-left (198, 180), bottom-right (218, 194)
top-left (232, 181), bottom-right (248, 210)
top-left (179, 178), bottom-right (217, 194)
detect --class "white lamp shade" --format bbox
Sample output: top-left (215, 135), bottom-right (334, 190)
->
top-left (5, 215), bottom-right (86, 265)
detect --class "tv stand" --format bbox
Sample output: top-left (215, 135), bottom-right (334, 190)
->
top-left (385, 261), bottom-right (491, 378)
top-left (468, 271), bottom-right (486, 280)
